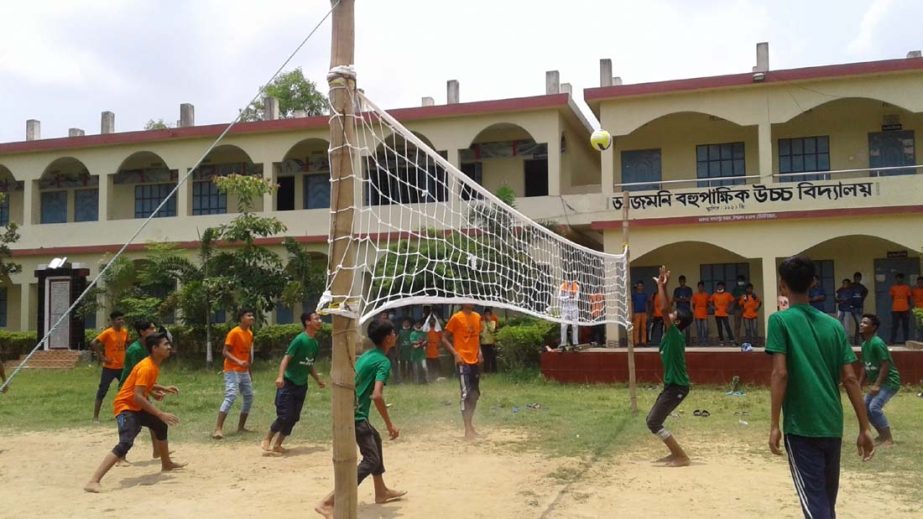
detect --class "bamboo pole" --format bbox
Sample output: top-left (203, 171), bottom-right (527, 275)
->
top-left (327, 1), bottom-right (359, 517)
top-left (621, 191), bottom-right (638, 415)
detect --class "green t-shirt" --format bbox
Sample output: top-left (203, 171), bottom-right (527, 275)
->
top-left (119, 340), bottom-right (148, 388)
top-left (354, 347), bottom-right (391, 422)
top-left (659, 324), bottom-right (689, 387)
top-left (766, 304), bottom-right (856, 438)
top-left (861, 335), bottom-right (901, 390)
top-left (283, 332), bottom-right (319, 386)
top-left (397, 328), bottom-right (414, 361)
top-left (410, 329), bottom-right (427, 362)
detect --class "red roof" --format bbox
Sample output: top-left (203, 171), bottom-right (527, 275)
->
top-left (585, 57), bottom-right (923, 103)
top-left (0, 94), bottom-right (572, 155)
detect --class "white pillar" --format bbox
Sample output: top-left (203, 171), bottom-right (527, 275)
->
top-left (758, 122), bottom-right (773, 182)
top-left (761, 256), bottom-right (778, 340)
top-left (177, 169), bottom-right (190, 216)
top-left (22, 178), bottom-right (34, 226)
top-left (446, 148), bottom-right (460, 169)
top-left (547, 137), bottom-right (561, 197)
top-left (98, 174), bottom-right (110, 221)
top-left (19, 283), bottom-right (30, 331)
top-left (601, 143), bottom-right (615, 196)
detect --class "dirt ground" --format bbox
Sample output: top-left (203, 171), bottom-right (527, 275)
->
top-left (0, 427), bottom-right (917, 519)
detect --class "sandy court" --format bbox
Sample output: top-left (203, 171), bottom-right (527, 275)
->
top-left (0, 427), bottom-right (917, 519)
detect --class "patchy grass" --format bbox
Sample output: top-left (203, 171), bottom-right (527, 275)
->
top-left (2, 360), bottom-right (922, 500)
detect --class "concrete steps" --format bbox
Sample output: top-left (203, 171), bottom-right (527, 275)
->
top-left (4, 350), bottom-right (81, 370)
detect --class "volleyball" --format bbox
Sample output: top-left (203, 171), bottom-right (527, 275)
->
top-left (590, 129), bottom-right (611, 151)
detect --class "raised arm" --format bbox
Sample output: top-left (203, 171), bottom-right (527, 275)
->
top-left (655, 266), bottom-right (673, 329)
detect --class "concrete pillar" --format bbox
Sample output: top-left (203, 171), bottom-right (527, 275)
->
top-left (545, 70), bottom-right (560, 95)
top-left (758, 122), bottom-right (773, 181)
top-left (21, 178), bottom-right (34, 226)
top-left (68, 128), bottom-right (85, 137)
top-left (421, 96), bottom-right (435, 107)
top-left (446, 148), bottom-right (460, 168)
top-left (179, 103), bottom-right (195, 127)
top-left (26, 120), bottom-right (40, 141)
top-left (761, 256), bottom-right (778, 340)
top-left (600, 59), bottom-right (613, 87)
top-left (19, 282), bottom-right (30, 331)
top-left (101, 111), bottom-right (115, 134)
top-left (264, 96), bottom-right (280, 120)
top-left (560, 83), bottom-right (572, 96)
top-left (547, 132), bottom-right (562, 196)
top-left (601, 130), bottom-right (615, 196)
top-left (447, 80), bottom-right (460, 104)
top-left (754, 42), bottom-right (769, 73)
top-left (176, 169), bottom-right (190, 217)
top-left (98, 174), bottom-right (110, 221)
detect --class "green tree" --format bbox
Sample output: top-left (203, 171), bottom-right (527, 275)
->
top-left (144, 118), bottom-right (172, 130)
top-left (240, 68), bottom-right (327, 121)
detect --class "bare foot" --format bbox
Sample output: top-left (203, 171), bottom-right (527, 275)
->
top-left (653, 454), bottom-right (675, 463)
top-left (464, 428), bottom-right (479, 440)
top-left (260, 439), bottom-right (271, 451)
top-left (876, 439), bottom-right (894, 448)
top-left (314, 503), bottom-right (333, 518)
top-left (237, 427), bottom-right (254, 433)
top-left (211, 430), bottom-right (224, 440)
top-left (375, 488), bottom-right (407, 504)
top-left (272, 445), bottom-right (287, 455)
top-left (664, 457), bottom-right (691, 467)
top-left (162, 461), bottom-right (187, 472)
top-left (84, 481), bottom-right (103, 493)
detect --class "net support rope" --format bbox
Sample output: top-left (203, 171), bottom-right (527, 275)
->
top-left (0, 2), bottom-right (339, 394)
top-left (319, 89), bottom-right (632, 330)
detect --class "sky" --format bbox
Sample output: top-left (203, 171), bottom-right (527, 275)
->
top-left (1, 0), bottom-right (921, 143)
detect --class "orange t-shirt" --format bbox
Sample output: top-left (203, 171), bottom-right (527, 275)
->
top-left (445, 311), bottom-right (481, 365)
top-left (113, 357), bottom-right (159, 415)
top-left (589, 293), bottom-right (604, 318)
top-left (739, 294), bottom-right (761, 319)
top-left (710, 291), bottom-right (735, 317)
top-left (890, 284), bottom-right (912, 312)
top-left (651, 293), bottom-right (665, 317)
top-left (426, 330), bottom-right (442, 359)
top-left (912, 287), bottom-right (923, 308)
top-left (691, 292), bottom-right (710, 319)
top-left (96, 327), bottom-right (128, 370)
top-left (223, 326), bottom-right (254, 373)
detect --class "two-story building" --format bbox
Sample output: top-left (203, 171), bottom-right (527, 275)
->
top-left (587, 49), bottom-right (923, 343)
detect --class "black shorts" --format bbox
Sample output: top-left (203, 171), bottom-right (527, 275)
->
top-left (112, 410), bottom-right (168, 458)
top-left (355, 420), bottom-right (384, 484)
top-left (96, 367), bottom-right (123, 401)
top-left (458, 363), bottom-right (481, 410)
top-left (645, 384), bottom-right (689, 435)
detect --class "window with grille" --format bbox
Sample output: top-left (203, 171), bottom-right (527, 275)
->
top-left (75, 189), bottom-right (99, 222)
top-left (778, 136), bottom-right (830, 182)
top-left (192, 180), bottom-right (227, 215)
top-left (41, 191), bottom-right (68, 223)
top-left (134, 184), bottom-right (176, 218)
top-left (696, 142), bottom-right (746, 187)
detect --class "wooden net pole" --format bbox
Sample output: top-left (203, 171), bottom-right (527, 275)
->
top-left (327, 1), bottom-right (359, 517)
top-left (621, 191), bottom-right (638, 414)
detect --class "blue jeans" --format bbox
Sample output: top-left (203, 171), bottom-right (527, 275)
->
top-left (865, 385), bottom-right (898, 431)
top-left (695, 318), bottom-right (708, 345)
top-left (220, 371), bottom-right (254, 414)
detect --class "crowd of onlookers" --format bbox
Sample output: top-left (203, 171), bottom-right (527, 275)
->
top-left (371, 305), bottom-right (501, 384)
top-left (629, 271), bottom-right (923, 347)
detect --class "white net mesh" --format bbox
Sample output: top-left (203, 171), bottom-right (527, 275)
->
top-left (320, 89), bottom-right (631, 329)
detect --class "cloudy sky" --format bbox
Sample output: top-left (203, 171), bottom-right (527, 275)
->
top-left (1, 0), bottom-right (921, 143)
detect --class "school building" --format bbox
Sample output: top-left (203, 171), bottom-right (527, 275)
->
top-left (0, 42), bottom-right (920, 346)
